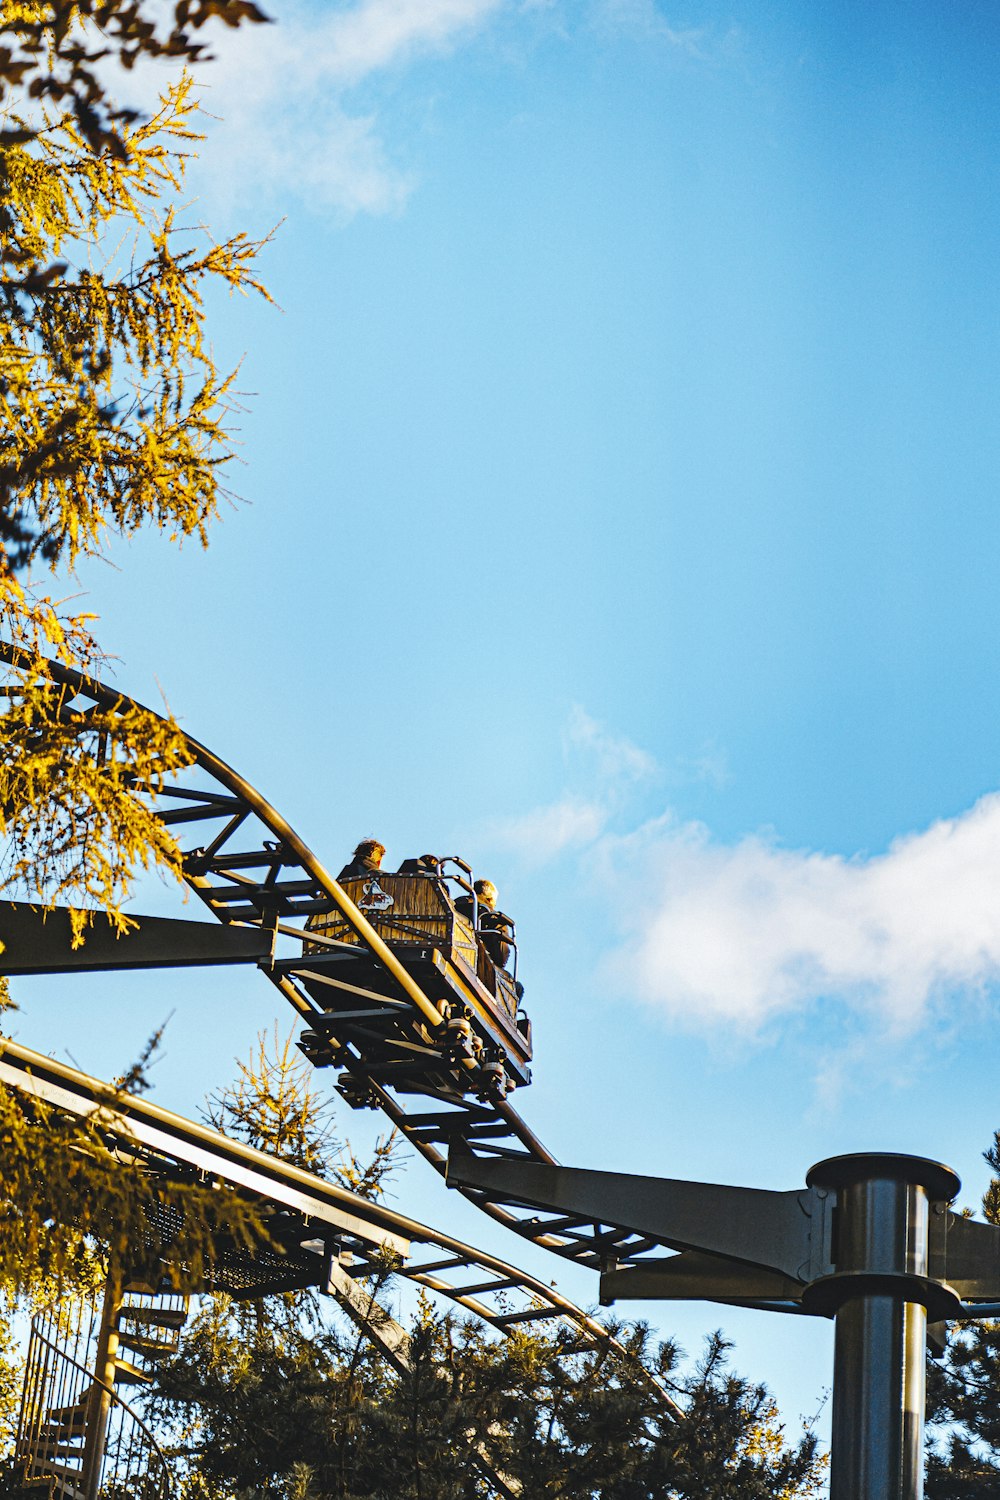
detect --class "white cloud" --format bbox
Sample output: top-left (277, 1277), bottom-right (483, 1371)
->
top-left (590, 0), bottom-right (744, 66)
top-left (591, 0), bottom-right (714, 54)
top-left (119, 0), bottom-right (506, 218)
top-left (486, 708), bottom-right (655, 862)
top-left (108, 0), bottom-right (740, 218)
top-left (303, 0), bottom-right (503, 84)
top-left (487, 708), bottom-right (1000, 1044)
top-left (489, 796), bottom-right (607, 862)
top-left (565, 704), bottom-right (657, 784)
top-left (677, 745), bottom-right (731, 791)
top-left (600, 794), bottom-right (1000, 1034)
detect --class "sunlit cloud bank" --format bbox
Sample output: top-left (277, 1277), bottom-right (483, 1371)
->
top-left (490, 713), bottom-right (1000, 1036)
top-left (600, 796), bottom-right (1000, 1033)
top-left (112, 0), bottom-right (737, 218)
top-left (200, 0), bottom-right (504, 214)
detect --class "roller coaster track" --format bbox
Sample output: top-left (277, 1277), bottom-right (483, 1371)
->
top-left (1, 1037), bottom-right (682, 1478)
top-left (0, 649), bottom-right (667, 1286)
top-left (2, 1045), bottom-right (678, 1499)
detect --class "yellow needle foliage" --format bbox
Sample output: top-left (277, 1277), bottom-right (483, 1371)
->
top-left (0, 634), bottom-right (195, 938)
top-left (1, 72), bottom-right (273, 572)
top-left (0, 0), bottom-right (269, 157)
top-left (0, 36), bottom-right (273, 926)
top-left (0, 0), bottom-right (279, 1358)
top-left (0, 1062), bottom-right (271, 1295)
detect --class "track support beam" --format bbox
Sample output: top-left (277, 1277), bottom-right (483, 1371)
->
top-left (0, 901), bottom-right (272, 974)
top-left (448, 1148), bottom-right (1000, 1500)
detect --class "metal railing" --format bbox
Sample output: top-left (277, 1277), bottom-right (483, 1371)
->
top-left (16, 1295), bottom-right (174, 1499)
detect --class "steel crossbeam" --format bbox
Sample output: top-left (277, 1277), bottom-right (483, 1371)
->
top-left (444, 1146), bottom-right (1000, 1500)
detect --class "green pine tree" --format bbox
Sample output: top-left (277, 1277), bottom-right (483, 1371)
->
top-left (926, 1131), bottom-right (1000, 1495)
top-left (142, 1033), bottom-right (827, 1500)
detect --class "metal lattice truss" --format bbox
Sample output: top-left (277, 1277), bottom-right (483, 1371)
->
top-left (0, 646), bottom-right (667, 1280)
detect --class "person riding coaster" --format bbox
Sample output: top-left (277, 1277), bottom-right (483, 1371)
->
top-left (454, 879), bottom-right (514, 971)
top-left (340, 843), bottom-right (517, 977)
top-left (337, 838), bottom-right (386, 881)
top-left (314, 840), bottom-right (531, 1098)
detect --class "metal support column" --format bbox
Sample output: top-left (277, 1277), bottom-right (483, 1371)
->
top-left (448, 1147), bottom-right (1000, 1500)
top-left (804, 1155), bottom-right (961, 1500)
top-left (829, 1294), bottom-right (926, 1500)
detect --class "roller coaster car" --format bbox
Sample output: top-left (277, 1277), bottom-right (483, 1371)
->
top-left (298, 869), bottom-right (532, 1102)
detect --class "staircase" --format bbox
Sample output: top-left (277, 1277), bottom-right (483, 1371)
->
top-left (14, 1277), bottom-right (185, 1498)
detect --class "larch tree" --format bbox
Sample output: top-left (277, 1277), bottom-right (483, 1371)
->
top-left (0, 0), bottom-right (271, 929)
top-left (0, 0), bottom-right (276, 1316)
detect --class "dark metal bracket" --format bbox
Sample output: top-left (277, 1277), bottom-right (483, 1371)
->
top-left (0, 900), bottom-right (273, 974)
top-left (446, 1152), bottom-right (828, 1292)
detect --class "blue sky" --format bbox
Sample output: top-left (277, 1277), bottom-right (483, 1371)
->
top-left (14, 0), bottom-right (1000, 1444)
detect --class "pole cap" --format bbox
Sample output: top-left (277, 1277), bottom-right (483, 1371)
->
top-left (806, 1152), bottom-right (960, 1203)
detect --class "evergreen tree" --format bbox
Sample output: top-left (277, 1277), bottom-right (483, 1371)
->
top-left (142, 1033), bottom-right (826, 1500)
top-left (205, 1025), bottom-right (400, 1199)
top-left (926, 1132), bottom-right (1000, 1495)
top-left (152, 1297), bottom-right (827, 1500)
top-left (1, 1), bottom-right (271, 930)
top-left (0, 0), bottom-right (275, 1314)
top-left (0, 15), bottom-right (282, 1360)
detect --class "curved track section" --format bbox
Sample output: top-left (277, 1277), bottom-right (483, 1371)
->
top-left (0, 648), bottom-right (664, 1279)
top-left (0, 1037), bottom-right (679, 1424)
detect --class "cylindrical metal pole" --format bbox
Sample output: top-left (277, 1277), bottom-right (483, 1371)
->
top-left (806, 1154), bottom-right (961, 1500)
top-left (830, 1294), bottom-right (926, 1500)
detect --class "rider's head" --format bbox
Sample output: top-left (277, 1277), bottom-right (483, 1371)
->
top-left (474, 879), bottom-right (498, 910)
top-left (354, 838), bottom-right (385, 866)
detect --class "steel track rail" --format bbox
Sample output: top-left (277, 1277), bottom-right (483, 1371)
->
top-left (0, 648), bottom-right (664, 1277)
top-left (0, 1037), bottom-right (679, 1420)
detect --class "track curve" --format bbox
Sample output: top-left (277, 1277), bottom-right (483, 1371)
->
top-left (0, 1036), bottom-right (679, 1422)
top-left (0, 648), bottom-right (665, 1278)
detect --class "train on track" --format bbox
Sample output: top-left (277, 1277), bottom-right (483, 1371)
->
top-left (299, 857), bottom-right (533, 1100)
top-left (0, 645), bottom-right (670, 1281)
